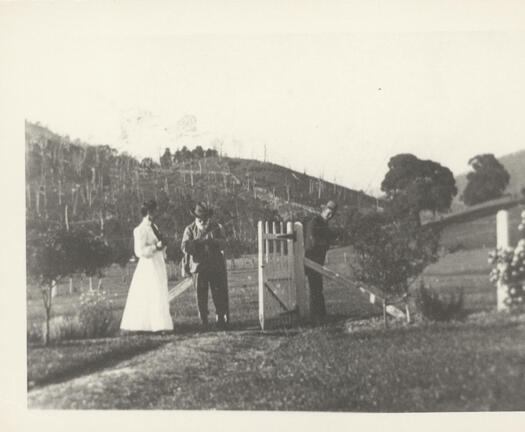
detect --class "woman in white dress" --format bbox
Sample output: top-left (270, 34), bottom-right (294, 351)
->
top-left (120, 200), bottom-right (174, 332)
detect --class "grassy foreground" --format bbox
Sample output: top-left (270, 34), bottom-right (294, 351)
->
top-left (27, 334), bottom-right (172, 389)
top-left (28, 312), bottom-right (525, 411)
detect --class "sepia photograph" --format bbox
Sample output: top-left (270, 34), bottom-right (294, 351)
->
top-left (2, 1), bottom-right (525, 430)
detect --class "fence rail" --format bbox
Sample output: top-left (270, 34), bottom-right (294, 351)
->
top-left (424, 196), bottom-right (525, 227)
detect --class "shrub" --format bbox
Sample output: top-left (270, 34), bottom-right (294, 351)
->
top-left (415, 282), bottom-right (465, 322)
top-left (351, 212), bottom-right (441, 299)
top-left (78, 290), bottom-right (118, 338)
top-left (44, 315), bottom-right (85, 342)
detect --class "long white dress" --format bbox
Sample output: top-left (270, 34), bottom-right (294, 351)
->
top-left (120, 217), bottom-right (174, 331)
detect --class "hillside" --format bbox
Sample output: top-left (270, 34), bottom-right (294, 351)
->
top-left (452, 149), bottom-right (525, 211)
top-left (25, 121), bottom-right (377, 259)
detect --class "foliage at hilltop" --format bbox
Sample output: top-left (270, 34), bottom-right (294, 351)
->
top-left (452, 150), bottom-right (525, 212)
top-left (462, 154), bottom-right (511, 206)
top-left (381, 153), bottom-right (457, 221)
top-left (25, 121), bottom-right (377, 264)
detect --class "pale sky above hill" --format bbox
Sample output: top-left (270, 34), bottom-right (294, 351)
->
top-left (2, 1), bottom-right (525, 195)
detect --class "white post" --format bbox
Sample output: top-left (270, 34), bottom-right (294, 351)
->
top-left (497, 210), bottom-right (510, 311)
top-left (265, 221), bottom-right (270, 264)
top-left (405, 302), bottom-right (411, 324)
top-left (287, 221), bottom-right (295, 308)
top-left (294, 222), bottom-right (309, 318)
top-left (258, 221), bottom-right (265, 330)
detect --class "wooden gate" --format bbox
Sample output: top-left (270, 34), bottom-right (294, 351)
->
top-left (258, 221), bottom-right (308, 330)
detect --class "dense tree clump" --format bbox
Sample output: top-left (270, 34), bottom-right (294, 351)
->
top-left (173, 145), bottom-right (218, 163)
top-left (462, 154), bottom-right (510, 206)
top-left (381, 153), bottom-right (457, 221)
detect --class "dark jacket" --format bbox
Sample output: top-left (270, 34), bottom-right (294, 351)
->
top-left (181, 220), bottom-right (226, 274)
top-left (304, 214), bottom-right (336, 263)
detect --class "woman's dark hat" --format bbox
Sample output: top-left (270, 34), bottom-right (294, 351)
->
top-left (141, 199), bottom-right (158, 215)
top-left (190, 201), bottom-right (214, 219)
top-left (322, 200), bottom-right (338, 213)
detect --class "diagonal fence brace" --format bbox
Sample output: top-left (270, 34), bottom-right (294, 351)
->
top-left (303, 257), bottom-right (406, 320)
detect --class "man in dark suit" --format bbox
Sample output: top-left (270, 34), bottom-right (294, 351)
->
top-left (304, 200), bottom-right (338, 323)
top-left (181, 202), bottom-right (229, 330)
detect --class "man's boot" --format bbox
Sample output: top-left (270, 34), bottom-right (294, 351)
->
top-left (216, 313), bottom-right (228, 330)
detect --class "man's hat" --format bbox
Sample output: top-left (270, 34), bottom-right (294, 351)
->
top-left (322, 200), bottom-right (338, 212)
top-left (190, 201), bottom-right (214, 219)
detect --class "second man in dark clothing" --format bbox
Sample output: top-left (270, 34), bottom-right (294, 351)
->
top-left (181, 202), bottom-right (229, 330)
top-left (304, 200), bottom-right (338, 323)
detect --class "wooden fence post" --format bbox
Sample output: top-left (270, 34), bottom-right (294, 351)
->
top-left (497, 210), bottom-right (510, 311)
top-left (294, 222), bottom-right (309, 318)
top-left (65, 205), bottom-right (69, 231)
top-left (258, 221), bottom-right (265, 330)
top-left (280, 222), bottom-right (285, 257)
top-left (272, 221), bottom-right (277, 256)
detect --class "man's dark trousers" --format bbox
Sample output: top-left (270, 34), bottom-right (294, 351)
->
top-left (192, 267), bottom-right (228, 325)
top-left (305, 249), bottom-right (327, 320)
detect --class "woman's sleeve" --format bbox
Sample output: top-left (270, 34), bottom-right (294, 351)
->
top-left (134, 228), bottom-right (157, 258)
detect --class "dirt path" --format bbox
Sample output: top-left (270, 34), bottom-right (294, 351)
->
top-left (28, 329), bottom-right (291, 409)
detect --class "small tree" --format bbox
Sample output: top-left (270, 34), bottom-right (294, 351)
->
top-left (140, 157), bottom-right (159, 170)
top-left (462, 154), bottom-right (510, 205)
top-left (174, 146), bottom-right (193, 163)
top-left (160, 148), bottom-right (173, 168)
top-left (192, 145), bottom-right (205, 159)
top-left (351, 212), bottom-right (441, 308)
top-left (205, 148), bottom-right (218, 158)
top-left (26, 229), bottom-right (80, 344)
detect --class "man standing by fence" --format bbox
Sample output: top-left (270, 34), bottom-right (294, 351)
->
top-left (181, 202), bottom-right (229, 330)
top-left (304, 200), bottom-right (338, 324)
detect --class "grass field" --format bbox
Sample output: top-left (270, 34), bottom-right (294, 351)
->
top-left (26, 207), bottom-right (525, 410)
top-left (28, 313), bottom-right (525, 410)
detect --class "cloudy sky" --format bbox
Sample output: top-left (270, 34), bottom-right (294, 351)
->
top-left (2, 1), bottom-right (525, 194)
